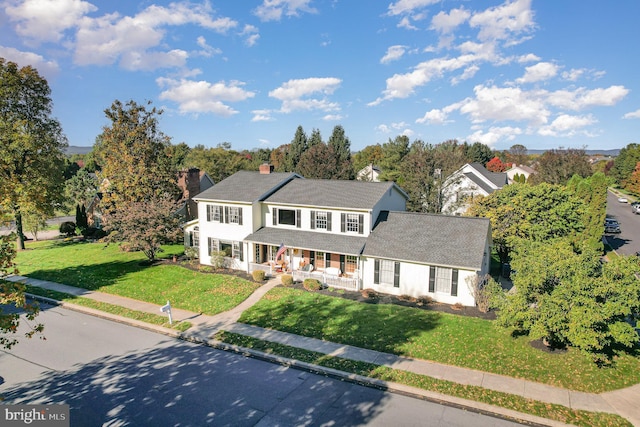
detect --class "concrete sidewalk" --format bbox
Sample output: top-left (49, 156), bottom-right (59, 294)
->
top-left (7, 274), bottom-right (639, 427)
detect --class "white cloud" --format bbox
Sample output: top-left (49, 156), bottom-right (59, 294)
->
top-left (517, 53), bottom-right (540, 63)
top-left (253, 0), bottom-right (317, 22)
top-left (397, 16), bottom-right (418, 30)
top-left (120, 49), bottom-right (188, 71)
top-left (451, 65), bottom-right (479, 85)
top-left (251, 109), bottom-right (274, 122)
top-left (380, 45), bottom-right (407, 64)
top-left (240, 25), bottom-right (260, 47)
top-left (157, 77), bottom-right (255, 116)
top-left (370, 54), bottom-right (479, 105)
top-left (417, 108), bottom-right (448, 125)
top-left (430, 7), bottom-right (470, 34)
top-left (323, 114), bottom-right (343, 121)
top-left (469, 0), bottom-right (535, 42)
top-left (467, 126), bottom-right (522, 146)
top-left (0, 45), bottom-right (59, 76)
top-left (623, 109), bottom-right (640, 119)
top-left (195, 36), bottom-right (222, 57)
top-left (387, 0), bottom-right (440, 16)
top-left (546, 85), bottom-right (629, 110)
top-left (269, 77), bottom-right (341, 113)
top-left (538, 114), bottom-right (596, 137)
top-left (562, 68), bottom-right (585, 82)
top-left (5, 0), bottom-right (96, 43)
top-left (516, 61), bottom-right (558, 83)
top-left (459, 84), bottom-right (550, 125)
top-left (74, 2), bottom-right (237, 69)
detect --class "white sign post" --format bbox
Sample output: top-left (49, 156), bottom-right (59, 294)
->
top-left (160, 300), bottom-right (173, 325)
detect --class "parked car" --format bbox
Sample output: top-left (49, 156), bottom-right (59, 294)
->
top-left (605, 224), bottom-right (621, 234)
top-left (605, 218), bottom-right (619, 226)
top-left (631, 202), bottom-right (640, 214)
top-left (618, 197), bottom-right (629, 203)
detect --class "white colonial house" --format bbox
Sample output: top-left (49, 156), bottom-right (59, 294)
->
top-left (185, 164), bottom-right (492, 306)
top-left (441, 163), bottom-right (508, 215)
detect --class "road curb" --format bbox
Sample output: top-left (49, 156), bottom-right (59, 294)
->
top-left (24, 294), bottom-right (579, 427)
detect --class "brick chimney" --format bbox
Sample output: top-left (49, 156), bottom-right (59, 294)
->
top-left (259, 163), bottom-right (274, 174)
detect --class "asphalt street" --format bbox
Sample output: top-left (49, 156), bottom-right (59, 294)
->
top-left (605, 190), bottom-right (640, 256)
top-left (0, 303), bottom-right (529, 427)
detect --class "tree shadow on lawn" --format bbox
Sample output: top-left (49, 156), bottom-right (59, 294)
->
top-left (1, 339), bottom-right (389, 426)
top-left (22, 258), bottom-right (156, 291)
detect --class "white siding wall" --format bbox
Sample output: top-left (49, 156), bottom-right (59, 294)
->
top-left (197, 201), bottom-right (252, 271)
top-left (263, 204), bottom-right (372, 236)
top-left (361, 257), bottom-right (477, 306)
top-left (371, 187), bottom-right (407, 226)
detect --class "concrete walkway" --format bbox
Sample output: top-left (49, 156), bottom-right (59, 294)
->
top-left (6, 274), bottom-right (639, 427)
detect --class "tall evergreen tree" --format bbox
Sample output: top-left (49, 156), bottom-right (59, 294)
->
top-left (327, 125), bottom-right (354, 179)
top-left (285, 125), bottom-right (308, 172)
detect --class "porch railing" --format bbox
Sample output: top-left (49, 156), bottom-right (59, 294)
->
top-left (292, 270), bottom-right (359, 292)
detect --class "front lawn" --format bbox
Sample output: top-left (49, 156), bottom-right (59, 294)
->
top-left (15, 240), bottom-right (260, 316)
top-left (239, 287), bottom-right (640, 393)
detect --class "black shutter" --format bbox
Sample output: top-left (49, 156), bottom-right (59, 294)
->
top-left (326, 253), bottom-right (332, 268)
top-left (272, 208), bottom-right (278, 225)
top-left (206, 205), bottom-right (211, 221)
top-left (341, 213), bottom-right (346, 233)
top-left (208, 237), bottom-right (213, 256)
top-left (394, 262), bottom-right (400, 287)
top-left (327, 212), bottom-right (332, 231)
top-left (374, 259), bottom-right (380, 284)
top-left (238, 208), bottom-right (243, 225)
top-left (239, 243), bottom-right (244, 262)
top-left (296, 209), bottom-right (301, 228)
top-left (358, 214), bottom-right (364, 234)
top-left (310, 251), bottom-right (315, 267)
top-left (340, 255), bottom-right (345, 274)
top-left (224, 206), bottom-right (229, 223)
top-left (429, 266), bottom-right (435, 293)
top-left (451, 269), bottom-right (458, 296)
top-left (310, 211), bottom-right (316, 229)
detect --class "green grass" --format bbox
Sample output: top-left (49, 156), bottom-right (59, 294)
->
top-left (16, 240), bottom-right (260, 316)
top-left (26, 285), bottom-right (191, 332)
top-left (216, 331), bottom-right (631, 427)
top-left (238, 287), bottom-right (640, 393)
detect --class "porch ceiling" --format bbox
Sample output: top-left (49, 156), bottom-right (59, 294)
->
top-left (244, 227), bottom-right (366, 256)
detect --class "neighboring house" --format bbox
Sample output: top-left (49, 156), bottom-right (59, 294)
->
top-left (356, 164), bottom-right (382, 182)
top-left (506, 164), bottom-right (535, 184)
top-left (177, 168), bottom-right (215, 222)
top-left (187, 164), bottom-right (492, 306)
top-left (441, 163), bottom-right (508, 215)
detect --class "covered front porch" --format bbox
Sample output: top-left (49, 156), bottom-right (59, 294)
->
top-left (245, 227), bottom-right (366, 291)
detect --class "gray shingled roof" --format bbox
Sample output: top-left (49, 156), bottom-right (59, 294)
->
top-left (362, 211), bottom-right (490, 270)
top-left (469, 163), bottom-right (508, 188)
top-left (244, 227), bottom-right (367, 255)
top-left (193, 171), bottom-right (298, 203)
top-left (265, 179), bottom-right (407, 210)
top-left (464, 172), bottom-right (496, 194)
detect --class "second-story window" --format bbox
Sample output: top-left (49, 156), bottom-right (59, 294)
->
top-left (311, 211), bottom-right (331, 230)
top-left (341, 213), bottom-right (364, 234)
top-left (273, 208), bottom-right (301, 228)
top-left (228, 207), bottom-right (240, 224)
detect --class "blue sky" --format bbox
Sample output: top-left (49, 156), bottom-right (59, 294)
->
top-left (1, 0), bottom-right (639, 152)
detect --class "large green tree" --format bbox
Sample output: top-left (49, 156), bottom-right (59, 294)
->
top-left (528, 148), bottom-right (592, 185)
top-left (94, 100), bottom-right (179, 210)
top-left (286, 125), bottom-right (308, 172)
top-left (609, 143), bottom-right (640, 191)
top-left (497, 239), bottom-right (640, 363)
top-left (0, 234), bottom-right (43, 348)
top-left (0, 58), bottom-right (67, 250)
top-left (468, 183), bottom-right (586, 263)
top-left (327, 125), bottom-right (354, 180)
top-left (183, 143), bottom-right (248, 183)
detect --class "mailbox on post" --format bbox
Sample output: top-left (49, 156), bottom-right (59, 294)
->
top-left (160, 300), bottom-right (173, 325)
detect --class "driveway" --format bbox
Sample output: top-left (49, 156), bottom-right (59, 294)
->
top-left (605, 190), bottom-right (640, 255)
